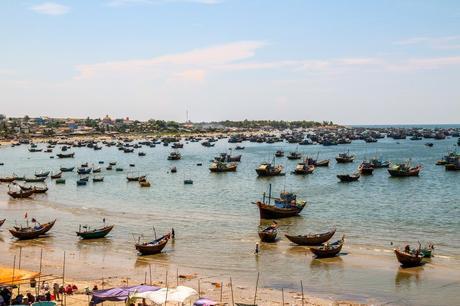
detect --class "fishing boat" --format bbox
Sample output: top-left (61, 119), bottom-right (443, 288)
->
top-left (127, 174), bottom-right (146, 182)
top-left (76, 224), bottom-right (114, 239)
top-left (254, 185), bottom-right (307, 219)
top-left (255, 157), bottom-right (284, 177)
top-left (421, 244), bottom-right (435, 258)
top-left (394, 247), bottom-right (423, 267)
top-left (9, 220), bottom-right (56, 240)
top-left (106, 165), bottom-right (113, 170)
top-left (287, 151), bottom-right (302, 160)
top-left (139, 180), bottom-right (151, 187)
top-left (24, 177), bottom-right (47, 183)
top-left (358, 162), bottom-right (374, 175)
top-left (292, 163), bottom-right (315, 175)
top-left (135, 233), bottom-right (171, 255)
top-left (76, 179), bottom-right (87, 186)
top-left (7, 188), bottom-right (34, 198)
top-left (32, 186), bottom-right (48, 194)
top-left (315, 159), bottom-right (330, 167)
top-left (60, 166), bottom-right (75, 172)
top-left (171, 166), bottom-right (177, 173)
top-left (167, 151), bottom-right (181, 160)
top-left (209, 161), bottom-right (237, 172)
top-left (445, 157), bottom-right (460, 171)
top-left (109, 162), bottom-right (117, 166)
top-left (171, 143), bottom-right (183, 149)
top-left (28, 148), bottom-right (42, 152)
top-left (0, 176), bottom-right (16, 183)
top-left (388, 162), bottom-right (421, 177)
top-left (235, 146), bottom-right (245, 150)
top-left (55, 178), bottom-right (66, 184)
top-left (184, 179), bottom-right (193, 184)
top-left (258, 223), bottom-right (278, 242)
top-left (309, 236), bottom-right (345, 258)
top-left (93, 167), bottom-right (102, 173)
top-left (50, 171), bottom-right (62, 179)
top-left (138, 152), bottom-right (146, 156)
top-left (93, 176), bottom-right (104, 182)
top-left (337, 173), bottom-right (360, 182)
top-left (77, 167), bottom-right (92, 175)
top-left (275, 150), bottom-right (284, 157)
top-left (425, 143), bottom-right (434, 147)
top-left (116, 167), bottom-right (124, 172)
top-left (285, 228), bottom-right (336, 246)
top-left (57, 153), bottom-right (75, 158)
top-left (35, 171), bottom-right (50, 178)
top-left (335, 152), bottom-right (355, 163)
top-left (369, 158), bottom-right (390, 168)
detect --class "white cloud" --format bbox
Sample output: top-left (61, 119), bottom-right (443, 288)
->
top-left (30, 2), bottom-right (70, 15)
top-left (394, 36), bottom-right (460, 50)
top-left (107, 0), bottom-right (221, 6)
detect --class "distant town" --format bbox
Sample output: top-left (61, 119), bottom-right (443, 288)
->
top-left (0, 114), bottom-right (332, 139)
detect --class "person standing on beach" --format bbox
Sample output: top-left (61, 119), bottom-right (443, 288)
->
top-left (53, 283), bottom-right (60, 301)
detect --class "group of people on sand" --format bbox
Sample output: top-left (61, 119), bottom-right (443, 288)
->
top-left (0, 281), bottom-right (80, 305)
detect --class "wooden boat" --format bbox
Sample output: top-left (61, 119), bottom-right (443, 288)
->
top-left (358, 162), bottom-right (374, 175)
top-left (335, 152), bottom-right (355, 163)
top-left (76, 224), bottom-right (114, 239)
top-left (135, 234), bottom-right (171, 255)
top-left (425, 143), bottom-right (434, 147)
top-left (254, 185), bottom-right (307, 219)
top-left (138, 152), bottom-right (146, 156)
top-left (287, 152), bottom-right (302, 160)
top-left (139, 180), bottom-right (151, 187)
top-left (235, 146), bottom-right (245, 150)
top-left (93, 176), bottom-right (104, 182)
top-left (209, 162), bottom-right (237, 172)
top-left (337, 173), bottom-right (360, 182)
top-left (28, 148), bottom-right (42, 152)
top-left (171, 166), bottom-right (177, 173)
top-left (106, 165), bottom-right (113, 170)
top-left (116, 167), bottom-right (123, 172)
top-left (35, 171), bottom-right (50, 178)
top-left (285, 228), bottom-right (336, 246)
top-left (55, 178), bottom-right (66, 184)
top-left (167, 151), bottom-right (181, 160)
top-left (93, 167), bottom-right (102, 173)
top-left (226, 154), bottom-right (242, 162)
top-left (315, 159), bottom-right (329, 167)
top-left (77, 167), bottom-right (92, 175)
top-left (255, 157), bottom-right (284, 177)
top-left (25, 177), bottom-right (46, 183)
top-left (7, 189), bottom-right (34, 199)
top-left (32, 186), bottom-right (48, 194)
top-left (60, 166), bottom-right (75, 172)
top-left (394, 248), bottom-right (423, 267)
top-left (310, 236), bottom-right (344, 258)
top-left (57, 153), bottom-right (75, 158)
top-left (109, 162), bottom-right (117, 166)
top-left (370, 158), bottom-right (389, 168)
top-left (9, 220), bottom-right (56, 240)
top-left (275, 150), bottom-right (284, 157)
top-left (184, 179), bottom-right (193, 184)
top-left (420, 244), bottom-right (434, 258)
top-left (0, 219), bottom-right (5, 228)
top-left (127, 175), bottom-right (146, 182)
top-left (0, 176), bottom-right (16, 183)
top-left (292, 163), bottom-right (314, 175)
top-left (388, 163), bottom-right (421, 177)
top-left (258, 225), bottom-right (278, 242)
top-left (445, 163), bottom-right (460, 171)
top-left (76, 180), bottom-right (87, 186)
top-left (50, 172), bottom-right (62, 179)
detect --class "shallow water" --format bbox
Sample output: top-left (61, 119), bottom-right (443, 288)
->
top-left (0, 137), bottom-right (459, 305)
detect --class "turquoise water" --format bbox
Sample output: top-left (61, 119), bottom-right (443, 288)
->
top-left (0, 137), bottom-right (459, 305)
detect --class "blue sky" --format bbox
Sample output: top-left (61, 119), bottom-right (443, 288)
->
top-left (1, 0), bottom-right (460, 124)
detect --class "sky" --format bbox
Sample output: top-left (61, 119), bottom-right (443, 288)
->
top-left (1, 0), bottom-right (460, 124)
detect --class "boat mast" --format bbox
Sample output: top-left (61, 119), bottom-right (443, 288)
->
top-left (268, 184), bottom-right (272, 205)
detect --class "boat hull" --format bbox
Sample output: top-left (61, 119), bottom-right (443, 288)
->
top-left (77, 225), bottom-right (114, 239)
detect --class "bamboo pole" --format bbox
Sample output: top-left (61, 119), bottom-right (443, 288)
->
top-left (37, 249), bottom-right (43, 299)
top-left (301, 280), bottom-right (304, 306)
top-left (62, 251), bottom-right (66, 306)
top-left (230, 277), bottom-right (234, 306)
top-left (176, 267), bottom-right (179, 287)
top-left (11, 255), bottom-right (16, 286)
top-left (144, 272), bottom-right (147, 284)
top-left (282, 288), bottom-right (284, 305)
top-left (253, 272), bottom-right (259, 305)
top-left (17, 247), bottom-right (22, 295)
top-left (164, 270), bottom-right (168, 306)
top-left (149, 264), bottom-right (152, 285)
top-left (220, 282), bottom-right (223, 302)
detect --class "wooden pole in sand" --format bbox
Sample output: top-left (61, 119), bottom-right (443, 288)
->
top-left (220, 282), bottom-right (223, 302)
top-left (149, 264), bottom-right (152, 285)
top-left (11, 255), bottom-right (16, 286)
top-left (37, 249), bottom-right (43, 298)
top-left (253, 272), bottom-right (259, 306)
top-left (176, 267), bottom-right (179, 287)
top-left (17, 247), bottom-right (22, 295)
top-left (62, 251), bottom-right (66, 306)
top-left (144, 272), bottom-right (147, 284)
top-left (230, 278), bottom-right (234, 306)
top-left (300, 280), bottom-right (304, 306)
top-left (164, 270), bottom-right (169, 306)
top-left (197, 278), bottom-right (200, 298)
top-left (281, 288), bottom-right (284, 305)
